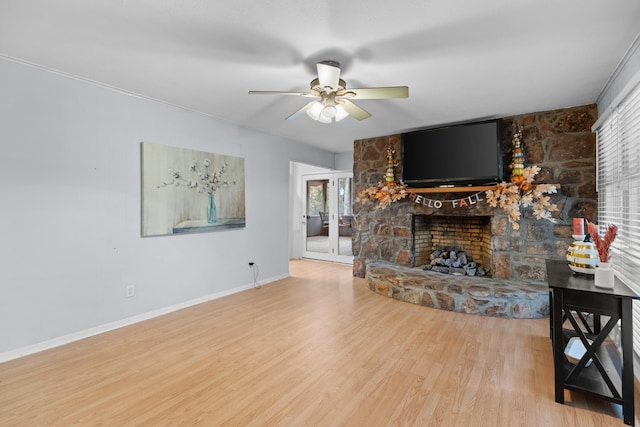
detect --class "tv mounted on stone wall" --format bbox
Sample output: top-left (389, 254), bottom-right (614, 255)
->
top-left (400, 119), bottom-right (503, 188)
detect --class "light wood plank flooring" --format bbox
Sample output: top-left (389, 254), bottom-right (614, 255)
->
top-left (0, 260), bottom-right (637, 426)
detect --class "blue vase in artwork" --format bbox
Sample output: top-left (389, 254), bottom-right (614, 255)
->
top-left (207, 193), bottom-right (217, 224)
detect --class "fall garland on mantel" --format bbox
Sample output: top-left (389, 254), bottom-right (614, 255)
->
top-left (356, 124), bottom-right (559, 230)
top-left (485, 165), bottom-right (557, 229)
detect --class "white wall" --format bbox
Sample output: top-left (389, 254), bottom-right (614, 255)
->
top-left (334, 152), bottom-right (353, 171)
top-left (0, 58), bottom-right (335, 358)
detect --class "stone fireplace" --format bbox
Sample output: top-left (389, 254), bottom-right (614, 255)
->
top-left (352, 104), bottom-right (599, 283)
top-left (412, 215), bottom-right (492, 274)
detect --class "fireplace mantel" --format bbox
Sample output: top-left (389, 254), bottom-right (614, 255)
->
top-left (407, 184), bottom-right (559, 194)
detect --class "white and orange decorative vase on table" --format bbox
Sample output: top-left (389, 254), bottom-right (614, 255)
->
top-left (566, 234), bottom-right (599, 275)
top-left (566, 218), bottom-right (599, 274)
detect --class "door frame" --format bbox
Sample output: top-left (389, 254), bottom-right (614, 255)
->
top-left (332, 171), bottom-right (354, 264)
top-left (301, 172), bottom-right (353, 264)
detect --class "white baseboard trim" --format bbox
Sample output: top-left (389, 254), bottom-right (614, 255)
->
top-left (0, 273), bottom-right (289, 364)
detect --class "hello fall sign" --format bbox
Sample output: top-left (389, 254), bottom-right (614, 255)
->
top-left (408, 191), bottom-right (484, 209)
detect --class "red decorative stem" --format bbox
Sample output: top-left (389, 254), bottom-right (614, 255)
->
top-left (587, 221), bottom-right (618, 263)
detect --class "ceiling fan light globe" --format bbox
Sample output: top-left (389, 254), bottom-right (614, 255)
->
top-left (317, 114), bottom-right (331, 124)
top-left (306, 101), bottom-right (323, 120)
top-left (321, 105), bottom-right (337, 119)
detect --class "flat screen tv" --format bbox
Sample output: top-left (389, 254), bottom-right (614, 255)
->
top-left (400, 119), bottom-right (503, 188)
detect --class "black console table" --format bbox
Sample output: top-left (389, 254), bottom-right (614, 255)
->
top-left (546, 259), bottom-right (637, 425)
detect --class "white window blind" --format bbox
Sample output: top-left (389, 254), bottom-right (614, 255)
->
top-left (595, 79), bottom-right (640, 358)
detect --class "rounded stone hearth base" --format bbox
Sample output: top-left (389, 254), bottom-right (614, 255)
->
top-left (366, 263), bottom-right (549, 319)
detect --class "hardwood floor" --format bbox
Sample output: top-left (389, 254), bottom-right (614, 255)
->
top-left (0, 260), bottom-right (637, 426)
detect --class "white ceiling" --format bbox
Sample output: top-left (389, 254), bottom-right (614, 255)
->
top-left (1, 1), bottom-right (639, 153)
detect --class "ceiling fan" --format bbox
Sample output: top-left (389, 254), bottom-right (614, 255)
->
top-left (248, 61), bottom-right (409, 123)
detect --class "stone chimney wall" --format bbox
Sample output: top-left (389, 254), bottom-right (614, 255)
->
top-left (352, 104), bottom-right (598, 282)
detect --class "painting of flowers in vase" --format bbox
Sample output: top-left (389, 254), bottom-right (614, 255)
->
top-left (141, 142), bottom-right (245, 236)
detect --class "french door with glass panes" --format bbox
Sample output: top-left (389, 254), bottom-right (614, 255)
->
top-left (302, 172), bottom-right (353, 264)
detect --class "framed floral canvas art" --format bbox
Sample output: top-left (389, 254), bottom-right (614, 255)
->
top-left (141, 142), bottom-right (245, 236)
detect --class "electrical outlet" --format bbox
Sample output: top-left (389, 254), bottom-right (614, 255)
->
top-left (125, 284), bottom-right (135, 298)
top-left (248, 261), bottom-right (255, 270)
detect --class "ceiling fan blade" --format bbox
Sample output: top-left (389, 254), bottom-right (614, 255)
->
top-left (342, 86), bottom-right (409, 99)
top-left (341, 100), bottom-right (372, 121)
top-left (286, 101), bottom-right (317, 120)
top-left (317, 62), bottom-right (341, 89)
top-left (248, 90), bottom-right (317, 97)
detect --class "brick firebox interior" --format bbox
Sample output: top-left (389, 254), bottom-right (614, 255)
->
top-left (412, 215), bottom-right (492, 273)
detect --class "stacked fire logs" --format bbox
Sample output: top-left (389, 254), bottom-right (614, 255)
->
top-left (422, 247), bottom-right (489, 277)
